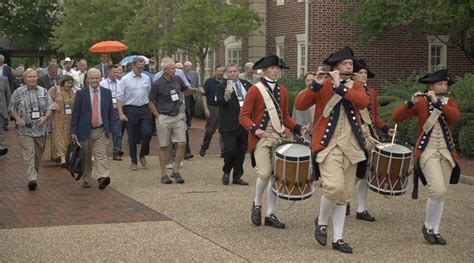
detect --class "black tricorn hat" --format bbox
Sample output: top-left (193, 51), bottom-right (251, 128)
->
top-left (353, 59), bottom-right (375, 78)
top-left (253, 55), bottom-right (289, 70)
top-left (418, 69), bottom-right (455, 86)
top-left (323, 47), bottom-right (357, 66)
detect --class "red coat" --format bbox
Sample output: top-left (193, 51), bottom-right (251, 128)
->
top-left (239, 83), bottom-right (298, 152)
top-left (294, 79), bottom-right (369, 154)
top-left (366, 87), bottom-right (389, 133)
top-left (392, 97), bottom-right (461, 187)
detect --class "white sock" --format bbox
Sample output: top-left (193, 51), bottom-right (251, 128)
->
top-left (431, 199), bottom-right (445, 234)
top-left (425, 198), bottom-right (439, 230)
top-left (318, 196), bottom-right (336, 225)
top-left (332, 204), bottom-right (347, 241)
top-left (357, 179), bottom-right (369, 213)
top-left (254, 177), bottom-right (267, 206)
top-left (266, 182), bottom-right (277, 217)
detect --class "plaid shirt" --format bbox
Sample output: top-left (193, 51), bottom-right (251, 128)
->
top-left (8, 85), bottom-right (53, 137)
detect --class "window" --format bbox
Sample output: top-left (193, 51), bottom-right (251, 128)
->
top-left (204, 50), bottom-right (212, 80)
top-left (296, 33), bottom-right (307, 78)
top-left (427, 35), bottom-right (448, 72)
top-left (224, 36), bottom-right (242, 69)
top-left (275, 36), bottom-right (285, 76)
top-left (277, 0), bottom-right (284, 6)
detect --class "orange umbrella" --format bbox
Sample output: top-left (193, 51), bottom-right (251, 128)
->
top-left (89, 40), bottom-right (128, 53)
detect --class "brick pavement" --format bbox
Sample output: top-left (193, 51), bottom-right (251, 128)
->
top-left (0, 128), bottom-right (168, 229)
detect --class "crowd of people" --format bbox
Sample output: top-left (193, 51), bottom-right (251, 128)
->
top-left (0, 47), bottom-right (461, 254)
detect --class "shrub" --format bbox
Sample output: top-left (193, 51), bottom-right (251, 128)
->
top-left (193, 98), bottom-right (205, 119)
top-left (279, 76), bottom-right (306, 92)
top-left (459, 121), bottom-right (474, 157)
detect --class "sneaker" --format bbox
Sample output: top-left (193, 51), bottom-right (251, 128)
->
top-left (139, 156), bottom-right (148, 170)
top-left (161, 175), bottom-right (172, 184)
top-left (171, 172), bottom-right (185, 184)
top-left (130, 163), bottom-right (138, 171)
top-left (166, 163), bottom-right (173, 169)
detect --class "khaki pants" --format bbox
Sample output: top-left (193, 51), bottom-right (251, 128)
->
top-left (420, 151), bottom-right (453, 201)
top-left (19, 135), bottom-right (46, 181)
top-left (318, 146), bottom-right (357, 204)
top-left (80, 128), bottom-right (110, 182)
top-left (253, 126), bottom-right (282, 181)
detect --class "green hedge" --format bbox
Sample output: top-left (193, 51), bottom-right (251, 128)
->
top-left (459, 121), bottom-right (474, 157)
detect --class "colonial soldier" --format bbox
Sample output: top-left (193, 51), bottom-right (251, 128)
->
top-left (392, 69), bottom-right (461, 245)
top-left (239, 55), bottom-right (307, 229)
top-left (347, 59), bottom-right (396, 221)
top-left (294, 47), bottom-right (369, 253)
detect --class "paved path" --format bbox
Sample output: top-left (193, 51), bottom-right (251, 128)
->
top-left (1, 119), bottom-right (473, 261)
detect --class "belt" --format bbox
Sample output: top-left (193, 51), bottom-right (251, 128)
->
top-left (124, 104), bottom-right (148, 108)
top-left (92, 125), bottom-right (104, 129)
top-left (161, 112), bottom-right (179, 117)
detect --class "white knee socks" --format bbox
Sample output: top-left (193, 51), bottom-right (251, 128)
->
top-left (267, 182), bottom-right (277, 216)
top-left (318, 196), bottom-right (336, 225)
top-left (357, 179), bottom-right (369, 213)
top-left (254, 177), bottom-right (268, 206)
top-left (426, 198), bottom-right (445, 234)
top-left (332, 204), bottom-right (347, 241)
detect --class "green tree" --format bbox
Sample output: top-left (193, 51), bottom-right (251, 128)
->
top-left (160, 0), bottom-right (262, 81)
top-left (345, 0), bottom-right (474, 64)
top-left (0, 0), bottom-right (61, 47)
top-left (50, 0), bottom-right (136, 59)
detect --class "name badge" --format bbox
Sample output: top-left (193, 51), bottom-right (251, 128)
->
top-left (170, 90), bottom-right (179, 102)
top-left (112, 97), bottom-right (118, 109)
top-left (64, 104), bottom-right (72, 115)
top-left (239, 101), bottom-right (244, 108)
top-left (31, 107), bottom-right (40, 119)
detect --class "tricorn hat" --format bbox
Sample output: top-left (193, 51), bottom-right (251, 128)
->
top-left (323, 47), bottom-right (357, 66)
top-left (253, 55), bottom-right (289, 70)
top-left (353, 59), bottom-right (375, 78)
top-left (418, 69), bottom-right (455, 86)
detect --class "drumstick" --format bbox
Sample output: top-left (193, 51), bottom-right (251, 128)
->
top-left (390, 124), bottom-right (398, 147)
top-left (367, 136), bottom-right (382, 145)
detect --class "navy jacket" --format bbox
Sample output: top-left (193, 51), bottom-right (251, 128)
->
top-left (71, 86), bottom-right (114, 141)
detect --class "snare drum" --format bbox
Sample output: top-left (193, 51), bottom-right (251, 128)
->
top-left (272, 141), bottom-right (314, 201)
top-left (367, 142), bottom-right (413, 196)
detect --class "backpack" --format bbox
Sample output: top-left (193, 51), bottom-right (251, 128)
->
top-left (65, 140), bottom-right (84, 180)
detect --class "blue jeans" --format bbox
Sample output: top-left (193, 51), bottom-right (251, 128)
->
top-left (111, 109), bottom-right (122, 157)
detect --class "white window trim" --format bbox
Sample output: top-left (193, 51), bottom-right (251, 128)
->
top-left (277, 0), bottom-right (285, 6)
top-left (224, 36), bottom-right (242, 69)
top-left (427, 35), bottom-right (448, 72)
top-left (296, 33), bottom-right (307, 78)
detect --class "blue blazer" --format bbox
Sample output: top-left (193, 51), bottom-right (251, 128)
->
top-left (71, 86), bottom-right (114, 141)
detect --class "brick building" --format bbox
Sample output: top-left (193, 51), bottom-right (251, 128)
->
top-left (190, 0), bottom-right (472, 87)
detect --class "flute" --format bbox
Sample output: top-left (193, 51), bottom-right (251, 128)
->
top-left (415, 92), bottom-right (451, 97)
top-left (316, 71), bottom-right (355, 76)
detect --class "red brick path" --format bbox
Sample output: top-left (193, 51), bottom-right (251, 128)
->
top-left (0, 129), bottom-right (168, 229)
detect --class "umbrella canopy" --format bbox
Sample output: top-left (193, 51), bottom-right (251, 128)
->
top-left (119, 55), bottom-right (149, 65)
top-left (89, 40), bottom-right (128, 53)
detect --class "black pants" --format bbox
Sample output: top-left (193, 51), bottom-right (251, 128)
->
top-left (221, 127), bottom-right (248, 180)
top-left (123, 105), bottom-right (152, 164)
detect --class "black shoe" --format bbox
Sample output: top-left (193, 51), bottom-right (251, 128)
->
top-left (171, 172), bottom-right (185, 184)
top-left (28, 180), bottom-right (37, 191)
top-left (199, 147), bottom-right (206, 157)
top-left (161, 175), bottom-right (173, 184)
top-left (314, 216), bottom-right (327, 246)
top-left (434, 233), bottom-right (447, 245)
top-left (422, 224), bottom-right (436, 244)
top-left (119, 151), bottom-right (124, 157)
top-left (0, 148), bottom-right (8, 156)
top-left (251, 202), bottom-right (261, 226)
top-left (222, 172), bottom-right (229, 185)
top-left (98, 177), bottom-right (111, 190)
top-left (184, 153), bottom-right (194, 160)
top-left (356, 210), bottom-right (376, 222)
top-left (346, 203), bottom-right (350, 216)
top-left (332, 239), bottom-right (353, 254)
top-left (264, 214), bottom-right (286, 229)
top-left (232, 179), bottom-right (248, 186)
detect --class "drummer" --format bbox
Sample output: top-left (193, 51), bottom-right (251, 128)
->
top-left (392, 69), bottom-right (461, 245)
top-left (239, 55), bottom-right (307, 229)
top-left (347, 59), bottom-right (396, 221)
top-left (294, 47), bottom-right (369, 253)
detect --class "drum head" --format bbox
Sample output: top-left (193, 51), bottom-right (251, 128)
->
top-left (374, 143), bottom-right (413, 158)
top-left (275, 142), bottom-right (311, 161)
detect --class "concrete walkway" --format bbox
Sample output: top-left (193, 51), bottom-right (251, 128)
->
top-left (1, 119), bottom-right (473, 262)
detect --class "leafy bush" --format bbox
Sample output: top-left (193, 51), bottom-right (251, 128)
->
top-left (193, 98), bottom-right (205, 119)
top-left (459, 121), bottom-right (474, 157)
top-left (279, 76), bottom-right (306, 92)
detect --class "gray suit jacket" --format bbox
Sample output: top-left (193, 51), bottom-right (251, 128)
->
top-left (0, 76), bottom-right (11, 119)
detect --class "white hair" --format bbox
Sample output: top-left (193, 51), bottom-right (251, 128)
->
top-left (245, 62), bottom-right (254, 70)
top-left (184, 61), bottom-right (192, 67)
top-left (87, 68), bottom-right (101, 78)
top-left (161, 57), bottom-right (175, 70)
top-left (23, 68), bottom-right (37, 78)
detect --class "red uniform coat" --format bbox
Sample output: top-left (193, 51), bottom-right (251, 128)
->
top-left (294, 79), bottom-right (370, 178)
top-left (239, 83), bottom-right (299, 153)
top-left (366, 87), bottom-right (390, 133)
top-left (392, 97), bottom-right (461, 189)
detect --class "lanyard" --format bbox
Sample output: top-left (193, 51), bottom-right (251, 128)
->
top-left (107, 79), bottom-right (117, 95)
top-left (28, 88), bottom-right (42, 113)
